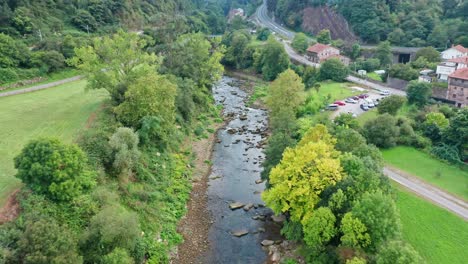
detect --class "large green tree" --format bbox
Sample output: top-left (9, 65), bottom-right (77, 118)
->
top-left (378, 95), bottom-right (406, 115)
top-left (292, 32), bottom-right (309, 54)
top-left (363, 114), bottom-right (400, 148)
top-left (69, 30), bottom-right (159, 104)
top-left (406, 81), bottom-right (432, 107)
top-left (375, 41), bottom-right (393, 67)
top-left (256, 36), bottom-right (290, 81)
top-left (319, 58), bottom-right (348, 82)
top-left (14, 138), bottom-right (95, 201)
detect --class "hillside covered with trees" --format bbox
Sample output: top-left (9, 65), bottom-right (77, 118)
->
top-left (267, 0), bottom-right (468, 47)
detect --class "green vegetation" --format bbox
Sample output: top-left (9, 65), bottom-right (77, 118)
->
top-left (356, 109), bottom-right (378, 126)
top-left (367, 72), bottom-right (382, 82)
top-left (0, 80), bottom-right (106, 205)
top-left (382, 146), bottom-right (468, 199)
top-left (396, 186), bottom-right (468, 264)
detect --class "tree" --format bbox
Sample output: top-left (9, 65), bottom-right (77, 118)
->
top-left (292, 32), bottom-right (309, 54)
top-left (0, 33), bottom-right (29, 68)
top-left (109, 127), bottom-right (141, 178)
top-left (69, 30), bottom-right (159, 104)
top-left (334, 113), bottom-right (359, 129)
top-left (257, 27), bottom-right (271, 41)
top-left (415, 47), bottom-right (441, 63)
top-left (102, 248), bottom-right (134, 264)
top-left (114, 73), bottom-right (176, 128)
top-left (375, 41), bottom-right (392, 67)
top-left (224, 31), bottom-right (250, 68)
top-left (317, 29), bottom-right (331, 44)
top-left (257, 36), bottom-right (290, 80)
top-left (80, 205), bottom-right (140, 263)
top-left (351, 192), bottom-right (401, 251)
top-left (263, 125), bottom-right (343, 222)
top-left (376, 240), bottom-right (424, 264)
top-left (378, 95), bottom-right (406, 115)
top-left (425, 112), bottom-right (449, 129)
top-left (340, 212), bottom-right (371, 248)
top-left (30, 51), bottom-right (66, 73)
top-left (335, 128), bottom-right (367, 153)
top-left (350, 43), bottom-right (361, 60)
top-left (389, 64), bottom-right (419, 81)
top-left (14, 218), bottom-right (82, 264)
top-left (363, 114), bottom-right (400, 148)
top-left (320, 58), bottom-right (348, 82)
top-left (163, 32), bottom-right (224, 89)
top-left (406, 81), bottom-right (432, 107)
top-left (14, 138), bottom-right (94, 201)
top-left (302, 207), bottom-right (337, 249)
top-left (72, 9), bottom-right (98, 32)
top-left (442, 108), bottom-right (468, 159)
top-left (266, 69), bottom-right (305, 120)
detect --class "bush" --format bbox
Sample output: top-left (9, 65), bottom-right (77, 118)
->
top-left (109, 127), bottom-right (141, 178)
top-left (363, 114), bottom-right (400, 148)
top-left (0, 68), bottom-right (19, 83)
top-left (320, 58), bottom-right (349, 82)
top-left (389, 64), bottom-right (418, 81)
top-left (406, 81), bottom-right (432, 107)
top-left (431, 144), bottom-right (462, 164)
top-left (14, 138), bottom-right (95, 201)
top-left (378, 95), bottom-right (406, 115)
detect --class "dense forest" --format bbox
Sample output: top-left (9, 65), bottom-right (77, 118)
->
top-left (267, 0), bottom-right (468, 47)
top-left (0, 0), bottom-right (260, 84)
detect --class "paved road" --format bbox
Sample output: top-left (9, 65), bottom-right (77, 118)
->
top-left (384, 167), bottom-right (468, 220)
top-left (255, 1), bottom-right (468, 219)
top-left (0, 76), bottom-right (83, 98)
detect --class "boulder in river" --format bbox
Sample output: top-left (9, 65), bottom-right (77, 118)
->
top-left (231, 229), bottom-right (249, 237)
top-left (239, 115), bottom-right (248, 120)
top-left (227, 128), bottom-right (237, 134)
top-left (229, 202), bottom-right (244, 210)
top-left (271, 214), bottom-right (286, 223)
top-left (243, 203), bottom-right (254, 211)
top-left (261, 240), bottom-right (275, 246)
top-left (255, 179), bottom-right (264, 184)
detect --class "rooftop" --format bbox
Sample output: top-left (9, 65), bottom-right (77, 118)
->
top-left (447, 56), bottom-right (468, 64)
top-left (307, 43), bottom-right (336, 53)
top-left (449, 68), bottom-right (468, 80)
top-left (452, 45), bottom-right (468, 54)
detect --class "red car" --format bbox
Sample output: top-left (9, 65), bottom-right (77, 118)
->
top-left (334, 101), bottom-right (346, 106)
top-left (358, 94), bottom-right (369, 99)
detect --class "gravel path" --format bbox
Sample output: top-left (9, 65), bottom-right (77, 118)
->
top-left (0, 76), bottom-right (82, 98)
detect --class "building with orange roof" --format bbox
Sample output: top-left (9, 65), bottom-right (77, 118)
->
top-left (447, 67), bottom-right (468, 107)
top-left (441, 45), bottom-right (468, 60)
top-left (305, 43), bottom-right (350, 65)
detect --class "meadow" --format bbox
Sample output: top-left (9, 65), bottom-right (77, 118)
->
top-left (396, 186), bottom-right (468, 264)
top-left (0, 80), bottom-right (107, 205)
top-left (383, 146), bottom-right (468, 199)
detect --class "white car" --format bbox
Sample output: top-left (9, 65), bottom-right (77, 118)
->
top-left (345, 98), bottom-right (358, 104)
top-left (379, 90), bottom-right (390, 96)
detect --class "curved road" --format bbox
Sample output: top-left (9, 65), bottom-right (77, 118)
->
top-left (254, 1), bottom-right (468, 220)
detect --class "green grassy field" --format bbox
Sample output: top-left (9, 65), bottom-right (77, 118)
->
top-left (0, 69), bottom-right (80, 92)
top-left (356, 109), bottom-right (378, 126)
top-left (0, 80), bottom-right (107, 205)
top-left (396, 186), bottom-right (468, 264)
top-left (382, 146), bottom-right (468, 200)
top-left (367, 72), bottom-right (383, 82)
top-left (301, 81), bottom-right (361, 114)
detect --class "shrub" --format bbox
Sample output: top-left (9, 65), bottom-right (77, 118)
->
top-left (320, 58), bottom-right (349, 82)
top-left (0, 68), bottom-right (18, 83)
top-left (431, 144), bottom-right (461, 164)
top-left (363, 114), bottom-right (400, 148)
top-left (14, 138), bottom-right (95, 201)
top-left (109, 127), bottom-right (141, 178)
top-left (377, 95), bottom-right (406, 115)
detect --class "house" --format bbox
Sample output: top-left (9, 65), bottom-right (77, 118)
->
top-left (441, 45), bottom-right (467, 60)
top-left (447, 68), bottom-right (468, 108)
top-left (228, 8), bottom-right (245, 21)
top-left (418, 69), bottom-right (434, 83)
top-left (436, 56), bottom-right (468, 81)
top-left (305, 43), bottom-right (350, 65)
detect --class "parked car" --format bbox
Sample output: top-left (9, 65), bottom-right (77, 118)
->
top-left (327, 104), bottom-right (339, 111)
top-left (334, 101), bottom-right (346, 106)
top-left (352, 96), bottom-right (360, 100)
top-left (358, 94), bottom-right (369, 99)
top-left (345, 98), bottom-right (358, 104)
top-left (379, 89), bottom-right (390, 96)
top-left (360, 104), bottom-right (369, 111)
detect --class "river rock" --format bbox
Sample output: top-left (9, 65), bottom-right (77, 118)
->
top-left (209, 175), bottom-right (221, 180)
top-left (229, 202), bottom-right (244, 210)
top-left (243, 203), bottom-right (254, 211)
top-left (271, 214), bottom-right (286, 223)
top-left (227, 128), bottom-right (237, 134)
top-left (255, 179), bottom-right (264, 184)
top-left (270, 251), bottom-right (281, 262)
top-left (261, 240), bottom-right (275, 246)
top-left (257, 227), bottom-right (266, 233)
top-left (239, 115), bottom-right (248, 120)
top-left (231, 229), bottom-right (249, 237)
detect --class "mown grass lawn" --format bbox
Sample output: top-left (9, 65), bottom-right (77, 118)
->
top-left (382, 146), bottom-right (468, 199)
top-left (367, 72), bottom-right (383, 82)
top-left (0, 80), bottom-right (107, 205)
top-left (396, 186), bottom-right (468, 264)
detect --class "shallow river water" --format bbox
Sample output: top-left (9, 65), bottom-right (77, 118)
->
top-left (199, 76), bottom-right (281, 263)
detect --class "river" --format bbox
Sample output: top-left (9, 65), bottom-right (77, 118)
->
top-left (199, 76), bottom-right (282, 263)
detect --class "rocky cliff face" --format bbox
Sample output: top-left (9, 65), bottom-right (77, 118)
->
top-left (302, 6), bottom-right (358, 43)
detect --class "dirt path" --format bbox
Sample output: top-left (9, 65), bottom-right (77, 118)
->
top-left (172, 122), bottom-right (225, 263)
top-left (0, 189), bottom-right (20, 224)
top-left (0, 76), bottom-right (82, 98)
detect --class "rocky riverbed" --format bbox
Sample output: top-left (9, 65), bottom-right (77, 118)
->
top-left (197, 76), bottom-right (284, 263)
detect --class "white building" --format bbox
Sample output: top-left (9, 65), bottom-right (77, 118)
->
top-left (436, 56), bottom-right (468, 81)
top-left (441, 45), bottom-right (467, 60)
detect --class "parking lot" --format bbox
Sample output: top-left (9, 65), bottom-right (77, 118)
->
top-left (331, 89), bottom-right (387, 118)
